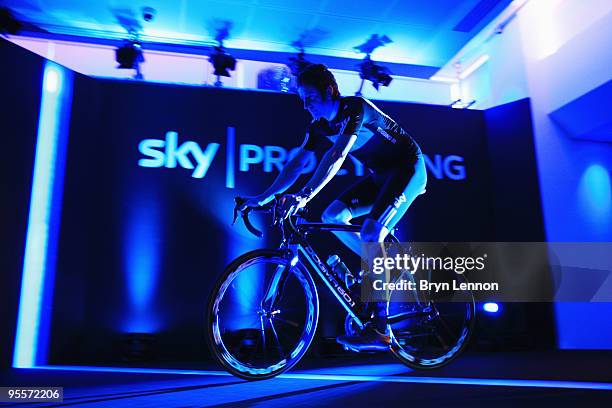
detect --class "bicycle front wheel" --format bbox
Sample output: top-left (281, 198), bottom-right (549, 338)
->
top-left (207, 249), bottom-right (319, 380)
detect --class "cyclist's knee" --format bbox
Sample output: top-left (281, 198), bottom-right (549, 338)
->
top-left (361, 219), bottom-right (388, 242)
top-left (322, 200), bottom-right (351, 224)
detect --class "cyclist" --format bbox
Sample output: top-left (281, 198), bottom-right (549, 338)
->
top-left (241, 63), bottom-right (427, 351)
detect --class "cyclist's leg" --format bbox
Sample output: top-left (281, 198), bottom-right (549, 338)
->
top-left (321, 174), bottom-right (377, 255)
top-left (361, 155), bottom-right (428, 333)
top-left (337, 157), bottom-right (427, 348)
top-left (367, 156), bottom-right (427, 234)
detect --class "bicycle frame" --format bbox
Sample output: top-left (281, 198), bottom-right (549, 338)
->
top-left (288, 222), bottom-right (433, 328)
top-left (298, 245), bottom-right (366, 329)
top-left (252, 209), bottom-right (432, 334)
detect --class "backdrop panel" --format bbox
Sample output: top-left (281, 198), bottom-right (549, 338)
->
top-left (48, 77), bottom-right (545, 363)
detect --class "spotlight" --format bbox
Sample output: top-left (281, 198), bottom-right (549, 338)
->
top-left (116, 41), bottom-right (143, 69)
top-left (209, 46), bottom-right (236, 85)
top-left (208, 21), bottom-right (236, 87)
top-left (356, 56), bottom-right (393, 94)
top-left (0, 7), bottom-right (22, 35)
top-left (353, 34), bottom-right (393, 95)
top-left (116, 40), bottom-right (145, 79)
top-left (483, 302), bottom-right (500, 313)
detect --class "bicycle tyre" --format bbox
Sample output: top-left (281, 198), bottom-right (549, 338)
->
top-left (207, 249), bottom-right (319, 380)
top-left (389, 275), bottom-right (476, 370)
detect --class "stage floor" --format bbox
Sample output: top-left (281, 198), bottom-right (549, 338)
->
top-left (1, 351), bottom-right (611, 407)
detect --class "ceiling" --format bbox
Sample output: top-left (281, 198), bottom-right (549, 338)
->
top-left (3, 0), bottom-right (512, 78)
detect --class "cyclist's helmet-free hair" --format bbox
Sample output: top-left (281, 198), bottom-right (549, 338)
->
top-left (297, 64), bottom-right (341, 100)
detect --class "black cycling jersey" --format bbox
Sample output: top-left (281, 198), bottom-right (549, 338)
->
top-left (302, 96), bottom-right (420, 171)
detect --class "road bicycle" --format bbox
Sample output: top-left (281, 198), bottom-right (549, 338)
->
top-left (207, 197), bottom-right (476, 380)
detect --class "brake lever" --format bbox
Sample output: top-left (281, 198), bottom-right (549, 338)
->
top-left (232, 196), bottom-right (264, 238)
top-left (232, 207), bottom-right (239, 226)
top-left (242, 212), bottom-right (263, 238)
top-left (232, 196), bottom-right (246, 226)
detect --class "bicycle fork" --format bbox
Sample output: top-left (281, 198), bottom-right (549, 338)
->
top-left (260, 263), bottom-right (290, 312)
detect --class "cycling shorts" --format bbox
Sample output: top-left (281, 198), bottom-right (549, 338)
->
top-left (337, 153), bottom-right (427, 230)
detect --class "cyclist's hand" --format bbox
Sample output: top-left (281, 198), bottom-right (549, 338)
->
top-left (278, 194), bottom-right (308, 219)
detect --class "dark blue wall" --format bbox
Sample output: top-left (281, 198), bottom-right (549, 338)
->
top-left (0, 39), bottom-right (43, 368)
top-left (47, 76), bottom-right (550, 363)
top-left (483, 99), bottom-right (555, 350)
top-left (485, 99), bottom-right (546, 241)
top-left (0, 40), bottom-right (553, 365)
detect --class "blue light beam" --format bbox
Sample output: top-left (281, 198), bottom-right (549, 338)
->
top-left (123, 194), bottom-right (163, 333)
top-left (226, 126), bottom-right (236, 188)
top-left (31, 365), bottom-right (612, 391)
top-left (13, 62), bottom-right (73, 368)
top-left (579, 164), bottom-right (611, 218)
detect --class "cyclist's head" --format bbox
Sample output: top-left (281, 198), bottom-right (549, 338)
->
top-left (297, 64), bottom-right (340, 120)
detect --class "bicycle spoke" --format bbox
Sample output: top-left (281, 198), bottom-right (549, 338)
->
top-left (441, 313), bottom-right (460, 334)
top-left (433, 329), bottom-right (449, 349)
top-left (431, 314), bottom-right (459, 349)
top-left (272, 316), bottom-right (300, 328)
top-left (260, 271), bottom-right (271, 307)
top-left (259, 315), bottom-right (267, 359)
top-left (436, 311), bottom-right (468, 316)
top-left (246, 344), bottom-right (261, 367)
top-left (268, 318), bottom-right (285, 359)
top-left (388, 311), bottom-right (425, 324)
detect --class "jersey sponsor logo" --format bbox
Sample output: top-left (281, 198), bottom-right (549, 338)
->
top-left (376, 126), bottom-right (397, 144)
top-left (137, 128), bottom-right (467, 184)
top-left (393, 193), bottom-right (407, 209)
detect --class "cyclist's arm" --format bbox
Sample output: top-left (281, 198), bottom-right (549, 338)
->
top-left (255, 147), bottom-right (312, 206)
top-left (299, 133), bottom-right (357, 200)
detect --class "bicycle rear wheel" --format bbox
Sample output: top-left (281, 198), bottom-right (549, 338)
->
top-left (207, 249), bottom-right (319, 380)
top-left (387, 271), bottom-right (476, 369)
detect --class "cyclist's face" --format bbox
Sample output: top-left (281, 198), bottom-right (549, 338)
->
top-left (298, 85), bottom-right (332, 120)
